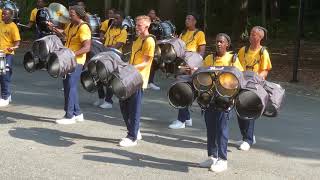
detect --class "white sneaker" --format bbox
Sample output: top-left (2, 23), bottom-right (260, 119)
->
top-left (168, 120), bottom-right (185, 129)
top-left (148, 83), bottom-right (160, 90)
top-left (55, 116), bottom-right (76, 125)
top-left (236, 135), bottom-right (256, 146)
top-left (137, 130), bottom-right (142, 140)
top-left (239, 141), bottom-right (251, 151)
top-left (99, 101), bottom-right (113, 109)
top-left (0, 98), bottom-right (10, 107)
top-left (210, 159), bottom-right (228, 173)
top-left (119, 137), bottom-right (137, 147)
top-left (93, 98), bottom-right (104, 106)
top-left (75, 113), bottom-right (84, 122)
top-left (185, 119), bottom-right (192, 126)
top-left (199, 157), bottom-right (218, 168)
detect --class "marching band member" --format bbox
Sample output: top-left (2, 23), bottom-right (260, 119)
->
top-left (199, 33), bottom-right (243, 172)
top-left (0, 8), bottom-right (21, 107)
top-left (27, 0), bottom-right (48, 38)
top-left (119, 15), bottom-right (155, 147)
top-left (94, 10), bottom-right (128, 109)
top-left (237, 26), bottom-right (272, 151)
top-left (99, 8), bottom-right (115, 42)
top-left (146, 8), bottom-right (161, 91)
top-left (49, 5), bottom-right (91, 124)
top-left (168, 13), bottom-right (206, 129)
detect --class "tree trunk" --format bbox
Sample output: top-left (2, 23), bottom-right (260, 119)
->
top-left (231, 0), bottom-right (249, 45)
top-left (262, 0), bottom-right (267, 28)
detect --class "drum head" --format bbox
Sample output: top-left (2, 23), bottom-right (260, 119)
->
top-left (168, 82), bottom-right (194, 108)
top-left (192, 72), bottom-right (215, 92)
top-left (47, 52), bottom-right (60, 78)
top-left (235, 89), bottom-right (265, 120)
top-left (23, 51), bottom-right (37, 73)
top-left (81, 71), bottom-right (97, 93)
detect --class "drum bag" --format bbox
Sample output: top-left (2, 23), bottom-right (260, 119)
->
top-left (112, 64), bottom-right (143, 100)
top-left (33, 35), bottom-right (64, 61)
top-left (263, 81), bottom-right (285, 117)
top-left (48, 48), bottom-right (76, 78)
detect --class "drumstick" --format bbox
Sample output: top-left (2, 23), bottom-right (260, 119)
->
top-left (178, 66), bottom-right (198, 70)
top-left (17, 23), bottom-right (30, 28)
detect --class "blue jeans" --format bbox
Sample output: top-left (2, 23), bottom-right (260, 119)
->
top-left (63, 64), bottom-right (83, 118)
top-left (0, 55), bottom-right (13, 100)
top-left (97, 82), bottom-right (113, 104)
top-left (119, 89), bottom-right (143, 141)
top-left (237, 118), bottom-right (255, 145)
top-left (177, 108), bottom-right (190, 123)
top-left (204, 108), bottom-right (230, 160)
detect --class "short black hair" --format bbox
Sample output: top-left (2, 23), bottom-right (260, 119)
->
top-left (187, 12), bottom-right (199, 21)
top-left (114, 10), bottom-right (124, 18)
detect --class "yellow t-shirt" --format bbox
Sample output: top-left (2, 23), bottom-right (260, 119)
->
top-left (100, 19), bottom-right (110, 32)
top-left (130, 36), bottom-right (155, 89)
top-left (30, 8), bottom-right (38, 23)
top-left (0, 21), bottom-right (21, 54)
top-left (64, 23), bottom-right (91, 65)
top-left (104, 27), bottom-right (127, 52)
top-left (238, 46), bottom-right (272, 73)
top-left (180, 30), bottom-right (206, 52)
top-left (203, 52), bottom-right (244, 71)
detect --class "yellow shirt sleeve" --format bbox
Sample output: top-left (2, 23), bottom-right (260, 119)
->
top-left (79, 24), bottom-right (92, 42)
top-left (196, 31), bottom-right (206, 46)
top-left (11, 23), bottom-right (21, 42)
top-left (0, 9), bottom-right (2, 23)
top-left (142, 37), bottom-right (155, 58)
top-left (260, 49), bottom-right (272, 71)
top-left (29, 8), bottom-right (38, 22)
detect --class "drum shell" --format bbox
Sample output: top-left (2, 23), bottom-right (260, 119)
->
top-left (111, 64), bottom-right (143, 100)
top-left (47, 48), bottom-right (77, 78)
top-left (167, 75), bottom-right (195, 109)
top-left (149, 21), bottom-right (176, 40)
top-left (235, 82), bottom-right (269, 120)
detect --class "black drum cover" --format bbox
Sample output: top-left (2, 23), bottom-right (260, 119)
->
top-left (47, 48), bottom-right (77, 78)
top-left (86, 39), bottom-right (107, 66)
top-left (168, 75), bottom-right (195, 108)
top-left (111, 64), bottom-right (143, 100)
top-left (122, 16), bottom-right (135, 41)
top-left (149, 21), bottom-right (176, 40)
top-left (158, 38), bottom-right (186, 64)
top-left (81, 70), bottom-right (98, 93)
top-left (36, 8), bottom-right (52, 35)
top-left (183, 51), bottom-right (203, 69)
top-left (88, 14), bottom-right (101, 37)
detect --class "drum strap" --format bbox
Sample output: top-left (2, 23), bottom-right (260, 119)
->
top-left (211, 53), bottom-right (237, 66)
top-left (131, 35), bottom-right (156, 64)
top-left (244, 46), bottom-right (266, 70)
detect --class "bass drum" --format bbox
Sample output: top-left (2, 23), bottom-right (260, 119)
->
top-left (1, 1), bottom-right (19, 23)
top-left (149, 21), bottom-right (176, 40)
top-left (88, 14), bottom-right (101, 38)
top-left (111, 64), bottom-right (143, 100)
